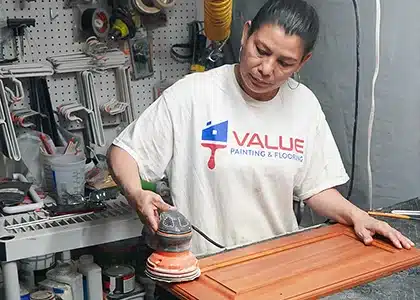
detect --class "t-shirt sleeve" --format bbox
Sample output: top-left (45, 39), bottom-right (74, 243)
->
top-left (112, 94), bottom-right (173, 182)
top-left (294, 113), bottom-right (349, 200)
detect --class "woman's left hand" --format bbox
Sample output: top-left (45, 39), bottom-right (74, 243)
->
top-left (353, 215), bottom-right (415, 249)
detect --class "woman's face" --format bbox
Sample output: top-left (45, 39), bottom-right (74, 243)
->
top-left (238, 22), bottom-right (312, 99)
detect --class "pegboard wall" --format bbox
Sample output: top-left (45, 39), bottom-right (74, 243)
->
top-left (0, 0), bottom-right (198, 152)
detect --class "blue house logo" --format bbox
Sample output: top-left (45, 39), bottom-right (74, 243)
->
top-left (201, 120), bottom-right (228, 143)
top-left (201, 121), bottom-right (228, 169)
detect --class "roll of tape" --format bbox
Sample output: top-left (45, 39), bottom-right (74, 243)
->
top-left (152, 0), bottom-right (176, 9)
top-left (81, 8), bottom-right (110, 38)
top-left (132, 0), bottom-right (160, 14)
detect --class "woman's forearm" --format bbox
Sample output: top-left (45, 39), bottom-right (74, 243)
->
top-left (107, 145), bottom-right (143, 199)
top-left (305, 188), bottom-right (369, 226)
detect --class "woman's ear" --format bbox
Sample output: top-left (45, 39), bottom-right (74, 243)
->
top-left (240, 20), bottom-right (252, 46)
top-left (296, 52), bottom-right (313, 72)
top-left (302, 52), bottom-right (312, 64)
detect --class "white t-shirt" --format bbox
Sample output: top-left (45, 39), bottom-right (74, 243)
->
top-left (113, 64), bottom-right (349, 256)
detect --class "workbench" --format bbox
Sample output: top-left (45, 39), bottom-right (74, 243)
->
top-left (158, 197), bottom-right (420, 300)
top-left (325, 197), bottom-right (420, 299)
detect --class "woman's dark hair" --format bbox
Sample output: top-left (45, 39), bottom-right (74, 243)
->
top-left (248, 0), bottom-right (320, 56)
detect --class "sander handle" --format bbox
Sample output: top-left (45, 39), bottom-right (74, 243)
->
top-left (141, 179), bottom-right (157, 192)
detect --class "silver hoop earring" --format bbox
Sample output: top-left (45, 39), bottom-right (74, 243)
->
top-left (287, 72), bottom-right (301, 90)
top-left (239, 45), bottom-right (243, 62)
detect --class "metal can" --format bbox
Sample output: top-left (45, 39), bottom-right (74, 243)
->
top-left (20, 285), bottom-right (31, 300)
top-left (30, 290), bottom-right (56, 300)
top-left (103, 265), bottom-right (136, 294)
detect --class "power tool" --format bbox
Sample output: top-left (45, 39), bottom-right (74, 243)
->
top-left (138, 179), bottom-right (224, 283)
top-left (144, 209), bottom-right (201, 283)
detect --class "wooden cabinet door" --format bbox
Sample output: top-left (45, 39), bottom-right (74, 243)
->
top-left (164, 224), bottom-right (420, 300)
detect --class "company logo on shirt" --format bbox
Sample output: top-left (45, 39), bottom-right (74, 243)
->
top-left (201, 120), bottom-right (305, 170)
top-left (201, 121), bottom-right (229, 170)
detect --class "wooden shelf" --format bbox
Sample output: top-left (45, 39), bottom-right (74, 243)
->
top-left (164, 223), bottom-right (420, 300)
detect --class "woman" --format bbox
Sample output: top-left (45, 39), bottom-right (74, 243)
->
top-left (108, 0), bottom-right (413, 257)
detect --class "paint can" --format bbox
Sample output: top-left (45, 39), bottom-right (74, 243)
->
top-left (20, 285), bottom-right (30, 300)
top-left (103, 265), bottom-right (136, 294)
top-left (29, 290), bottom-right (56, 300)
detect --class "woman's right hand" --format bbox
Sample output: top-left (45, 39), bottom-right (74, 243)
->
top-left (128, 189), bottom-right (175, 232)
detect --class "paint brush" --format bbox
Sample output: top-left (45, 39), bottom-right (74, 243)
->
top-left (391, 210), bottom-right (420, 216)
top-left (368, 211), bottom-right (420, 221)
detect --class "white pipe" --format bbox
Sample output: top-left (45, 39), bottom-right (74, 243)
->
top-left (367, 0), bottom-right (381, 210)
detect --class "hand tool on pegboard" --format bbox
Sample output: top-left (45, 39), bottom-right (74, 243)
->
top-left (0, 15), bottom-right (17, 64)
top-left (170, 21), bottom-right (208, 72)
top-left (129, 29), bottom-right (154, 80)
top-left (28, 77), bottom-right (61, 146)
top-left (6, 18), bottom-right (35, 60)
top-left (108, 7), bottom-right (136, 41)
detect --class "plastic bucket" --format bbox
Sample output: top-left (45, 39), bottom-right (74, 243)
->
top-left (40, 147), bottom-right (86, 204)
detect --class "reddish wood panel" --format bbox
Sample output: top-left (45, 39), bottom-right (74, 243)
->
top-left (163, 224), bottom-right (420, 300)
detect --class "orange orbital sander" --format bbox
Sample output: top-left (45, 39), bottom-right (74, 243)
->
top-left (145, 210), bottom-right (201, 283)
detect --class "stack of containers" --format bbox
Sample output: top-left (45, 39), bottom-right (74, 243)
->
top-left (40, 146), bottom-right (86, 204)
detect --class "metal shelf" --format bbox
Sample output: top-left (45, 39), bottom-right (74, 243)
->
top-left (0, 196), bottom-right (143, 262)
top-left (0, 196), bottom-right (144, 299)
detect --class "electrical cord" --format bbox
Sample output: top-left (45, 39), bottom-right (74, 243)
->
top-left (192, 224), bottom-right (225, 249)
top-left (324, 0), bottom-right (361, 225)
top-left (346, 0), bottom-right (361, 200)
top-left (347, 0), bottom-right (380, 209)
top-left (367, 0), bottom-right (381, 210)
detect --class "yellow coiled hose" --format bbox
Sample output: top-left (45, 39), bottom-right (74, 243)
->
top-left (204, 0), bottom-right (232, 41)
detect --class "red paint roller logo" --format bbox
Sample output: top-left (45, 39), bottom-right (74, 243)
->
top-left (201, 120), bottom-right (228, 170)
